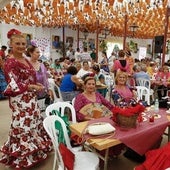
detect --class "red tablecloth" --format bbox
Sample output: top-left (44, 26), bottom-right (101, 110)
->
top-left (84, 109), bottom-right (170, 155)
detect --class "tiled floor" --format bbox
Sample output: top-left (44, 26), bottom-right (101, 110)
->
top-left (0, 99), bottom-right (168, 170)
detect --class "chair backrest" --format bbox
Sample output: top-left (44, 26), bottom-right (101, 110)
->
top-left (71, 97), bottom-right (75, 106)
top-left (48, 78), bottom-right (63, 102)
top-left (45, 102), bottom-right (77, 123)
top-left (136, 78), bottom-right (151, 89)
top-left (43, 115), bottom-right (65, 169)
top-left (44, 115), bottom-right (73, 149)
top-left (136, 86), bottom-right (150, 105)
top-left (104, 74), bottom-right (114, 87)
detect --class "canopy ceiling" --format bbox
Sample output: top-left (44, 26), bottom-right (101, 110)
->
top-left (0, 0), bottom-right (169, 39)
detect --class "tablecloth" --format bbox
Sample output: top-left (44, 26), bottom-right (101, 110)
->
top-left (84, 109), bottom-right (170, 155)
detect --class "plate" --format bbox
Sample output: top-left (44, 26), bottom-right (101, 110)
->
top-left (153, 114), bottom-right (161, 119)
top-left (166, 110), bottom-right (170, 114)
top-left (142, 117), bottom-right (147, 122)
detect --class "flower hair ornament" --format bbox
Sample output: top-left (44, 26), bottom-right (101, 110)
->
top-left (7, 29), bottom-right (21, 39)
top-left (30, 40), bottom-right (37, 47)
top-left (81, 73), bottom-right (95, 81)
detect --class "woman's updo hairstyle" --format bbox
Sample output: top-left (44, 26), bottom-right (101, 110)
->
top-left (26, 45), bottom-right (38, 57)
top-left (82, 73), bottom-right (96, 84)
top-left (118, 50), bottom-right (125, 58)
top-left (92, 64), bottom-right (100, 73)
top-left (7, 29), bottom-right (24, 48)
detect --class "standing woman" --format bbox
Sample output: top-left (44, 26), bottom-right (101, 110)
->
top-left (112, 49), bottom-right (130, 76)
top-left (0, 29), bottom-right (52, 169)
top-left (27, 45), bottom-right (53, 102)
top-left (100, 51), bottom-right (110, 73)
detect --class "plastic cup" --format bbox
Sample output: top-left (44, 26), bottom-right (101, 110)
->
top-left (149, 114), bottom-right (154, 123)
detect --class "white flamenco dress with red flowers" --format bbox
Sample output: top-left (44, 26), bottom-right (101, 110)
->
top-left (0, 58), bottom-right (52, 169)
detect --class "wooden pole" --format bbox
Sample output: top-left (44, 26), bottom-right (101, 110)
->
top-left (123, 14), bottom-right (127, 50)
top-left (77, 25), bottom-right (79, 49)
top-left (162, 6), bottom-right (170, 66)
top-left (96, 20), bottom-right (99, 62)
top-left (162, 7), bottom-right (170, 66)
top-left (62, 26), bottom-right (65, 58)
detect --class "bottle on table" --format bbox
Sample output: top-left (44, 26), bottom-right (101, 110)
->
top-left (154, 98), bottom-right (159, 112)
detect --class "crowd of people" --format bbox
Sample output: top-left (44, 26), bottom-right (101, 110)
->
top-left (0, 28), bottom-right (170, 169)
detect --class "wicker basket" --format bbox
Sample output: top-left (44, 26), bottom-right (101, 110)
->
top-left (116, 114), bottom-right (138, 128)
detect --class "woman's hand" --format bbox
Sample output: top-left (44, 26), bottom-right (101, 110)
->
top-left (36, 83), bottom-right (44, 92)
top-left (28, 84), bottom-right (44, 92)
top-left (48, 89), bottom-right (54, 101)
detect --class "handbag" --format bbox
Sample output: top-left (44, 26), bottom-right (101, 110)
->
top-left (86, 122), bottom-right (115, 135)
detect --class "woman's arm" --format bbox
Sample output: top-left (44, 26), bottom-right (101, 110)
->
top-left (74, 94), bottom-right (86, 122)
top-left (97, 92), bottom-right (114, 110)
top-left (71, 75), bottom-right (83, 87)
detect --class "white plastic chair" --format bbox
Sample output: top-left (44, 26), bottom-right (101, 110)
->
top-left (48, 78), bottom-right (63, 102)
top-left (43, 115), bottom-right (99, 170)
top-left (45, 102), bottom-right (77, 123)
top-left (136, 78), bottom-right (154, 103)
top-left (136, 86), bottom-right (150, 105)
top-left (104, 74), bottom-right (115, 102)
top-left (71, 97), bottom-right (75, 106)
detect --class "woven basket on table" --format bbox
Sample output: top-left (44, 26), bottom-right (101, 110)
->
top-left (116, 114), bottom-right (138, 128)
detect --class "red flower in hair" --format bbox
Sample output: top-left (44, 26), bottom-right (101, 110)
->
top-left (7, 29), bottom-right (21, 39)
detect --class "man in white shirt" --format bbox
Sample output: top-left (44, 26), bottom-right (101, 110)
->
top-left (77, 61), bottom-right (92, 78)
top-left (66, 45), bottom-right (75, 60)
top-left (74, 48), bottom-right (81, 61)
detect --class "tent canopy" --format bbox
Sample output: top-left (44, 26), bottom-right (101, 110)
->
top-left (0, 0), bottom-right (168, 39)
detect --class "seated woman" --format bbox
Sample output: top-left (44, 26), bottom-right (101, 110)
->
top-left (112, 71), bottom-right (148, 162)
top-left (74, 75), bottom-right (114, 122)
top-left (154, 65), bottom-right (170, 100)
top-left (112, 71), bottom-right (137, 107)
top-left (60, 66), bottom-right (82, 101)
top-left (74, 75), bottom-right (125, 158)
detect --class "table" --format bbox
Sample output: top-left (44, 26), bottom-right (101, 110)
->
top-left (70, 111), bottom-right (170, 170)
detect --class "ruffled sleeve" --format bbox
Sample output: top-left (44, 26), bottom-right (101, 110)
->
top-left (96, 92), bottom-right (113, 110)
top-left (74, 93), bottom-right (86, 122)
top-left (4, 58), bottom-right (35, 97)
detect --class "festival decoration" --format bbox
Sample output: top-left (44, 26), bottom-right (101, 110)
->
top-left (0, 0), bottom-right (168, 39)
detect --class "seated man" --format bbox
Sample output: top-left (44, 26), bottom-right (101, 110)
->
top-left (76, 61), bottom-right (92, 78)
top-left (133, 64), bottom-right (150, 86)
